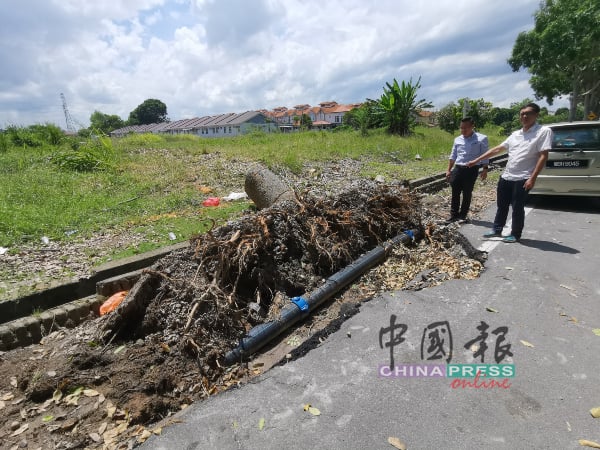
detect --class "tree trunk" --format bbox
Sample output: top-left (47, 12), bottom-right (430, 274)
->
top-left (584, 92), bottom-right (591, 119)
top-left (569, 80), bottom-right (579, 122)
top-left (244, 165), bottom-right (295, 209)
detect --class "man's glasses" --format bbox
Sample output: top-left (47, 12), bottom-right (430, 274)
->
top-left (520, 111), bottom-right (537, 117)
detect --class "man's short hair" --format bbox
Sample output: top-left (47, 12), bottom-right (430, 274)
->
top-left (461, 116), bottom-right (474, 124)
top-left (521, 102), bottom-right (540, 113)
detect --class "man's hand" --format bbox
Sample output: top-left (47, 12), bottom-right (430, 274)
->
top-left (525, 150), bottom-right (548, 190)
top-left (524, 176), bottom-right (536, 190)
top-left (480, 169), bottom-right (488, 181)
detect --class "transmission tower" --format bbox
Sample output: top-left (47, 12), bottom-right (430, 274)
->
top-left (60, 93), bottom-right (77, 133)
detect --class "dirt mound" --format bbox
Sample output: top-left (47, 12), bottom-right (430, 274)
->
top-left (2, 181), bottom-right (447, 449)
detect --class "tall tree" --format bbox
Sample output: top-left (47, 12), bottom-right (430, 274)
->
top-left (128, 99), bottom-right (169, 125)
top-left (508, 0), bottom-right (600, 120)
top-left (373, 77), bottom-right (432, 136)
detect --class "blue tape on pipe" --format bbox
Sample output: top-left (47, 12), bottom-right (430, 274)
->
top-left (404, 230), bottom-right (415, 239)
top-left (291, 296), bottom-right (309, 311)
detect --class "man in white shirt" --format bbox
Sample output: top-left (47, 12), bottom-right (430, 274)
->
top-left (466, 103), bottom-right (553, 243)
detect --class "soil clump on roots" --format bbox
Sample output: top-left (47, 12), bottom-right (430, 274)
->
top-left (0, 180), bottom-right (484, 449)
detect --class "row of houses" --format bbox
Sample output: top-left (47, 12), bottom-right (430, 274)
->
top-left (110, 101), bottom-right (363, 138)
top-left (261, 101), bottom-right (362, 130)
top-left (110, 101), bottom-right (435, 138)
top-left (110, 110), bottom-right (279, 138)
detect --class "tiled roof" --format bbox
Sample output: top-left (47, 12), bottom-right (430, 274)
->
top-left (111, 111), bottom-right (264, 134)
top-left (263, 101), bottom-right (360, 122)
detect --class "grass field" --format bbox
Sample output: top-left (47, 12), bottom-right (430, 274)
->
top-left (0, 125), bottom-right (506, 257)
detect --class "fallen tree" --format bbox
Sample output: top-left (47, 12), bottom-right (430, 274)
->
top-left (98, 179), bottom-right (422, 380)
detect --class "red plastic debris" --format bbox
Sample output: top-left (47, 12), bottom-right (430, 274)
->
top-left (202, 197), bottom-right (220, 207)
top-left (100, 291), bottom-right (128, 316)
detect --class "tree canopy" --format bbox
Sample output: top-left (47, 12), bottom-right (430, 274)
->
top-left (508, 0), bottom-right (600, 120)
top-left (128, 99), bottom-right (169, 125)
top-left (89, 111), bottom-right (125, 134)
top-left (436, 98), bottom-right (493, 134)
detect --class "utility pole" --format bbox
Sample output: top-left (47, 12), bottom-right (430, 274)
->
top-left (462, 98), bottom-right (470, 118)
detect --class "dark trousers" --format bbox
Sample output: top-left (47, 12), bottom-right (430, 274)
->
top-left (493, 177), bottom-right (528, 239)
top-left (450, 166), bottom-right (479, 218)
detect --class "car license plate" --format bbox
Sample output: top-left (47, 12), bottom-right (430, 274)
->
top-left (547, 159), bottom-right (589, 168)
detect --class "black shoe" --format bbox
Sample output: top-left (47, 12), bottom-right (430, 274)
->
top-left (444, 216), bottom-right (459, 224)
top-left (457, 216), bottom-right (470, 224)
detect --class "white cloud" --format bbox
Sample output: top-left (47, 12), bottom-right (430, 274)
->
top-left (0, 0), bottom-right (568, 128)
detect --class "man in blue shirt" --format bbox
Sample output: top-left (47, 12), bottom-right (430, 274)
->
top-left (445, 117), bottom-right (489, 223)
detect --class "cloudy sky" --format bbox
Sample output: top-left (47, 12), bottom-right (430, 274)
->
top-left (1, 0), bottom-right (568, 128)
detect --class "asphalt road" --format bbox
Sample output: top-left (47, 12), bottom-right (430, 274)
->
top-left (143, 196), bottom-right (600, 450)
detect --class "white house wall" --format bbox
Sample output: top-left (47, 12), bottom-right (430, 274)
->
top-left (192, 123), bottom-right (276, 137)
top-left (276, 110), bottom-right (348, 126)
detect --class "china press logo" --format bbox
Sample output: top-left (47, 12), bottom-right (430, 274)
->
top-left (378, 315), bottom-right (514, 389)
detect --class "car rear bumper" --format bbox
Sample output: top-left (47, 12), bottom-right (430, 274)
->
top-left (531, 175), bottom-right (600, 197)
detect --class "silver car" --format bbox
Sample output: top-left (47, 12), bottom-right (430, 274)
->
top-left (531, 121), bottom-right (600, 197)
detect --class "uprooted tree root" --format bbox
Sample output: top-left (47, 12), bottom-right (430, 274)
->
top-left (99, 181), bottom-right (422, 381)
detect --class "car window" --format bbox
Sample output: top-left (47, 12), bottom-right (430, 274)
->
top-left (552, 126), bottom-right (600, 149)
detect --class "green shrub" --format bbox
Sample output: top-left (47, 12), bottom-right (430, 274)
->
top-left (52, 133), bottom-right (116, 172)
top-left (30, 124), bottom-right (64, 146)
top-left (5, 125), bottom-right (43, 147)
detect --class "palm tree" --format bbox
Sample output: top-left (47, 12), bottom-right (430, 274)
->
top-left (374, 77), bottom-right (432, 136)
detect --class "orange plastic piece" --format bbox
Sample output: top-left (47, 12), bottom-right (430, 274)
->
top-left (202, 197), bottom-right (220, 207)
top-left (100, 290), bottom-right (128, 316)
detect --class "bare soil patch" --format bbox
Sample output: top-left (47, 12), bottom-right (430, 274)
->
top-left (0, 159), bottom-right (496, 449)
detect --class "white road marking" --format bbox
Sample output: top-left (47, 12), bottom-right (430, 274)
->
top-left (477, 207), bottom-right (534, 252)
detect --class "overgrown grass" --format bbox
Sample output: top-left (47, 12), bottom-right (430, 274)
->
top-left (0, 124), bottom-right (505, 254)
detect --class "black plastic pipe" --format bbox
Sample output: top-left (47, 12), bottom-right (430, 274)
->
top-left (224, 228), bottom-right (423, 365)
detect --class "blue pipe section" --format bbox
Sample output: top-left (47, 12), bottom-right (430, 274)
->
top-left (224, 228), bottom-right (422, 365)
